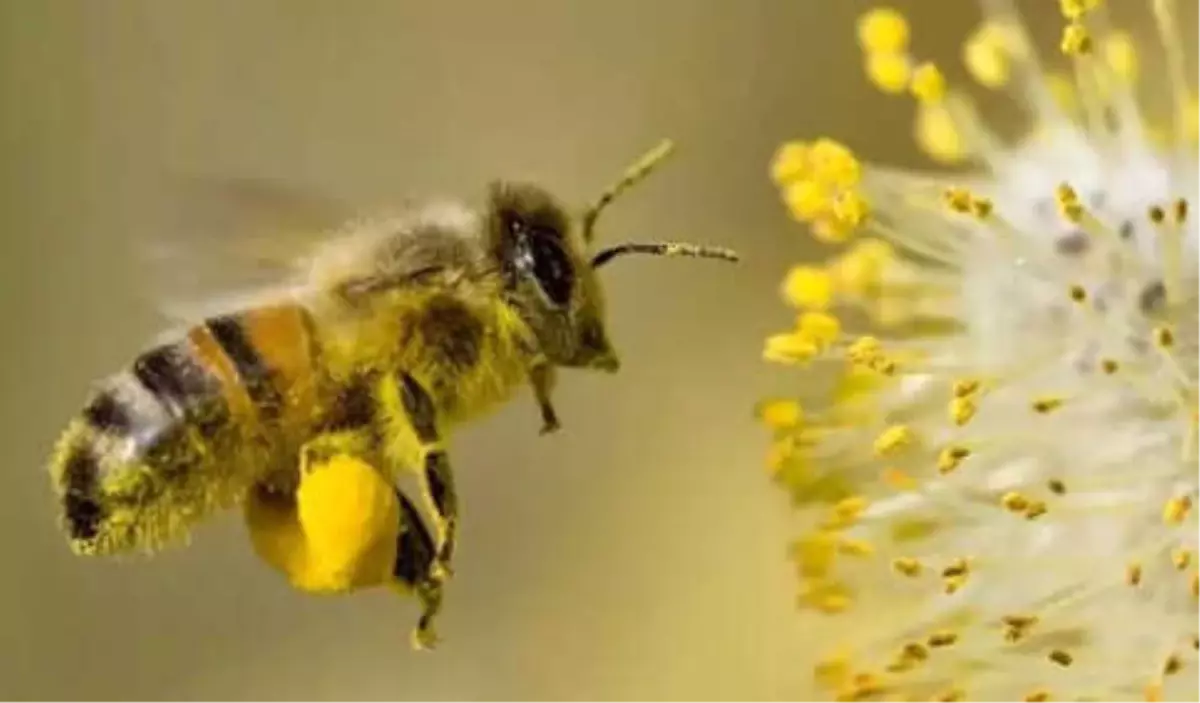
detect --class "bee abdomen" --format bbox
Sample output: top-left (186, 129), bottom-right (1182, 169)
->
top-left (51, 331), bottom-right (262, 555)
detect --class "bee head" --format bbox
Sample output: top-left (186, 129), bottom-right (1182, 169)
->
top-left (487, 140), bottom-right (738, 373)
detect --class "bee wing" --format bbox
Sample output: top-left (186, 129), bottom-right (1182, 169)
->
top-left (141, 175), bottom-right (362, 324)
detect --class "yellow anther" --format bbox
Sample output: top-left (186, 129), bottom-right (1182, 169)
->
top-left (1003, 614), bottom-right (1038, 629)
top-left (963, 23), bottom-right (1013, 89)
top-left (1164, 495), bottom-right (1191, 524)
top-left (866, 51), bottom-right (912, 95)
top-left (759, 399), bottom-right (803, 430)
top-left (1185, 97), bottom-right (1199, 143)
top-left (1024, 690), bottom-right (1051, 702)
top-left (937, 445), bottom-right (971, 474)
top-left (815, 591), bottom-right (852, 614)
top-left (1192, 634), bottom-right (1199, 650)
top-left (1032, 396), bottom-right (1065, 413)
top-left (831, 238), bottom-right (894, 297)
top-left (1172, 548), bottom-right (1193, 570)
top-left (875, 424), bottom-right (915, 457)
top-left (1061, 23), bottom-right (1093, 55)
top-left (949, 397), bottom-right (977, 426)
top-left (847, 336), bottom-right (881, 362)
top-left (797, 311), bottom-right (841, 349)
top-left (782, 266), bottom-right (834, 310)
top-left (901, 641), bottom-right (929, 662)
top-left (857, 7), bottom-right (910, 54)
top-left (792, 531), bottom-right (838, 578)
top-left (764, 332), bottom-right (819, 365)
top-left (935, 688), bottom-right (966, 702)
top-left (969, 197), bottom-right (994, 219)
top-left (834, 495), bottom-right (869, 522)
top-left (1103, 31), bottom-right (1138, 82)
top-left (771, 141), bottom-right (811, 186)
top-left (910, 62), bottom-right (947, 103)
top-left (783, 179), bottom-right (830, 221)
top-left (839, 538), bottom-right (875, 557)
top-left (1058, 0), bottom-right (1099, 20)
top-left (832, 191), bottom-right (871, 228)
top-left (944, 574), bottom-right (967, 595)
top-left (1163, 654), bottom-right (1182, 676)
top-left (1068, 284), bottom-right (1088, 303)
top-left (953, 379), bottom-right (980, 397)
top-left (942, 558), bottom-right (969, 578)
top-left (1100, 357), bottom-right (1119, 374)
top-left (1127, 562), bottom-right (1143, 586)
top-left (1191, 572), bottom-right (1198, 598)
top-left (1153, 326), bottom-right (1174, 348)
top-left (1001, 491), bottom-right (1030, 512)
top-left (810, 218), bottom-right (855, 245)
top-left (943, 187), bottom-right (974, 214)
top-left (1173, 198), bottom-right (1189, 223)
top-left (1048, 479), bottom-right (1067, 495)
top-left (814, 651), bottom-right (853, 689)
top-left (809, 138), bottom-right (862, 188)
top-left (893, 557), bottom-right (923, 577)
top-left (927, 630), bottom-right (958, 647)
top-left (1048, 649), bottom-right (1074, 667)
top-left (1056, 182), bottom-right (1080, 204)
top-left (1024, 500), bottom-right (1048, 520)
top-left (1148, 204), bottom-right (1167, 224)
top-left (915, 103), bottom-right (967, 164)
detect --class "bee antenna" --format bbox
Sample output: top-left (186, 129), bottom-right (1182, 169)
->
top-left (581, 139), bottom-right (676, 244)
top-left (590, 242), bottom-right (740, 269)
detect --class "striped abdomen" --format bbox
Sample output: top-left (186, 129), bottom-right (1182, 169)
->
top-left (50, 304), bottom-right (320, 556)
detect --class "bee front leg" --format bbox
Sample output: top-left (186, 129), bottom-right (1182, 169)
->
top-left (530, 361), bottom-right (561, 435)
top-left (394, 373), bottom-right (459, 577)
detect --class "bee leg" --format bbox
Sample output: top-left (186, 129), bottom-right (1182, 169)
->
top-left (392, 487), bottom-right (445, 651)
top-left (530, 361), bottom-right (561, 435)
top-left (395, 373), bottom-right (459, 577)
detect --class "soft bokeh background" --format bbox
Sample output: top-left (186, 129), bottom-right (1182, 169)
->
top-left (0, 1), bottom-right (1182, 700)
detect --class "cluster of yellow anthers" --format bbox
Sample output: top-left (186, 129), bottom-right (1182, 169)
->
top-left (762, 1), bottom-right (1197, 701)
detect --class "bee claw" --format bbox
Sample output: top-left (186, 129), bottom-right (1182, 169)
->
top-left (410, 625), bottom-right (439, 651)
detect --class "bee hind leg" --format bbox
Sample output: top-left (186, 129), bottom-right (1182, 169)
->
top-left (394, 373), bottom-right (460, 577)
top-left (392, 488), bottom-right (446, 651)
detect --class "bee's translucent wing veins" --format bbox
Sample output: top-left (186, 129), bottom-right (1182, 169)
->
top-left (140, 174), bottom-right (359, 324)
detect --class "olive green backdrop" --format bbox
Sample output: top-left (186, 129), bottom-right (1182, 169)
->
top-left (0, 1), bottom-right (1184, 700)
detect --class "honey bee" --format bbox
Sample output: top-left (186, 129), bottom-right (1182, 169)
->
top-left (48, 139), bottom-right (738, 648)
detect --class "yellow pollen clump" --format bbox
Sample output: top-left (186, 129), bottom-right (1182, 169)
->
top-left (949, 396), bottom-right (977, 426)
top-left (782, 266), bottom-right (834, 310)
top-left (830, 238), bottom-right (894, 297)
top-left (1163, 495), bottom-right (1192, 524)
top-left (1173, 198), bottom-right (1189, 223)
top-left (792, 531), bottom-right (838, 578)
top-left (810, 138), bottom-right (862, 187)
top-left (1058, 0), bottom-right (1099, 20)
top-left (910, 62), bottom-right (947, 103)
top-left (770, 142), bottom-right (811, 185)
top-left (797, 311), bottom-right (841, 349)
top-left (764, 332), bottom-right (819, 364)
top-left (834, 495), bottom-right (870, 523)
top-left (857, 7), bottom-right (910, 54)
top-left (1103, 31), bottom-right (1138, 82)
top-left (892, 556), bottom-right (922, 577)
top-left (937, 445), bottom-right (971, 474)
top-left (783, 179), bottom-right (827, 220)
top-left (875, 424), bottom-right (915, 457)
top-left (916, 103), bottom-right (967, 164)
top-left (759, 399), bottom-right (803, 430)
top-left (927, 630), bottom-right (958, 648)
top-left (963, 23), bottom-right (1013, 89)
top-left (866, 51), bottom-right (911, 95)
top-left (953, 379), bottom-right (981, 397)
top-left (1061, 23), bottom-right (1092, 55)
top-left (1002, 491), bottom-right (1031, 512)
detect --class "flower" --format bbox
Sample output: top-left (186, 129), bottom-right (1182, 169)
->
top-left (762, 2), bottom-right (1197, 700)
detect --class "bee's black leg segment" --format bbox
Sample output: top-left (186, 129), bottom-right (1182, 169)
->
top-left (530, 362), bottom-right (560, 435)
top-left (396, 372), bottom-right (458, 575)
top-left (393, 489), bottom-right (444, 650)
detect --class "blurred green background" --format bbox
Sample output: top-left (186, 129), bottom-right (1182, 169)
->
top-left (0, 1), bottom-right (1186, 699)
